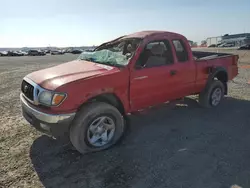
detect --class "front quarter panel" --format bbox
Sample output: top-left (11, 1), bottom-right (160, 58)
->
top-left (51, 68), bottom-right (130, 114)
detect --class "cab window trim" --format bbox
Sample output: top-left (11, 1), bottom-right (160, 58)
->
top-left (172, 39), bottom-right (189, 62)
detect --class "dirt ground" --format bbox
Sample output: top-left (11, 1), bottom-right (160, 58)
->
top-left (0, 51), bottom-right (250, 188)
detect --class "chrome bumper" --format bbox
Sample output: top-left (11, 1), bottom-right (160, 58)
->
top-left (20, 93), bottom-right (75, 124)
top-left (21, 93), bottom-right (75, 140)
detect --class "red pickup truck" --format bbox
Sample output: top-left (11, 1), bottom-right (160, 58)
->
top-left (21, 31), bottom-right (238, 154)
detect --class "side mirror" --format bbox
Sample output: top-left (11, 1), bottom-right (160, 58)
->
top-left (135, 64), bottom-right (143, 70)
top-left (125, 53), bottom-right (132, 59)
top-left (135, 62), bottom-right (146, 70)
top-left (134, 52), bottom-right (146, 69)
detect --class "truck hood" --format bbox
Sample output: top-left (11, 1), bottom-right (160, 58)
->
top-left (26, 60), bottom-right (120, 90)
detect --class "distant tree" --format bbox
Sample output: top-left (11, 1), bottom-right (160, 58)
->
top-left (201, 40), bottom-right (207, 45)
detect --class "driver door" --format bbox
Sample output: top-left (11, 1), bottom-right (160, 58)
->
top-left (129, 40), bottom-right (179, 111)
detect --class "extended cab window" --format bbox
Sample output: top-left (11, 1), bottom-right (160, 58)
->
top-left (136, 40), bottom-right (174, 68)
top-left (172, 40), bottom-right (189, 62)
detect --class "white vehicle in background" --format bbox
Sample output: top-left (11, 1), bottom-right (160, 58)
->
top-left (50, 50), bottom-right (64, 55)
top-left (17, 51), bottom-right (28, 56)
top-left (218, 43), bottom-right (235, 48)
top-left (0, 51), bottom-right (8, 56)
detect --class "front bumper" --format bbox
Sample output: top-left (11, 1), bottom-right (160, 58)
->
top-left (20, 94), bottom-right (75, 140)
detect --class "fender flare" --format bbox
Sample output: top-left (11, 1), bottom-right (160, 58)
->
top-left (205, 67), bottom-right (228, 94)
top-left (79, 90), bottom-right (127, 115)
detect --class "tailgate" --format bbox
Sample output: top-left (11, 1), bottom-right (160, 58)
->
top-left (225, 55), bottom-right (239, 80)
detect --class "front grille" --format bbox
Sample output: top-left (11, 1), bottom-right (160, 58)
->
top-left (21, 80), bottom-right (34, 101)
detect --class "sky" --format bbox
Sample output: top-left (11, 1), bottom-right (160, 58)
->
top-left (1, 0), bottom-right (250, 47)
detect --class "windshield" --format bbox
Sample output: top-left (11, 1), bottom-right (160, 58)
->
top-left (78, 38), bottom-right (142, 67)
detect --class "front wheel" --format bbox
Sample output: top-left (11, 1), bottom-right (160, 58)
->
top-left (199, 80), bottom-right (225, 108)
top-left (70, 102), bottom-right (125, 154)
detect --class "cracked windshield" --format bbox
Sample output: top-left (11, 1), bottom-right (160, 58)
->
top-left (78, 38), bottom-right (141, 66)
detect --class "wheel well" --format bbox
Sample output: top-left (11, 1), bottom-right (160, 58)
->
top-left (86, 93), bottom-right (125, 115)
top-left (214, 71), bottom-right (228, 83)
top-left (214, 71), bottom-right (228, 94)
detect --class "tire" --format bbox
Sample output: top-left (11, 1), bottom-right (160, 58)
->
top-left (199, 80), bottom-right (225, 108)
top-left (70, 102), bottom-right (125, 154)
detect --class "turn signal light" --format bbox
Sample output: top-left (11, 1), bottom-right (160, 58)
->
top-left (52, 94), bottom-right (66, 106)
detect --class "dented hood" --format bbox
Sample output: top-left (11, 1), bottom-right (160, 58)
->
top-left (26, 60), bottom-right (120, 90)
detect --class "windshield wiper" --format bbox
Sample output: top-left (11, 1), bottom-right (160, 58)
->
top-left (79, 57), bottom-right (125, 68)
top-left (94, 61), bottom-right (125, 68)
top-left (79, 57), bottom-right (95, 62)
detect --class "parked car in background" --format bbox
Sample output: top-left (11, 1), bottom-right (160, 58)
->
top-left (15, 51), bottom-right (24, 56)
top-left (28, 50), bottom-right (46, 56)
top-left (15, 51), bottom-right (29, 56)
top-left (20, 30), bottom-right (239, 155)
top-left (20, 51), bottom-right (28, 56)
top-left (44, 49), bottom-right (51, 54)
top-left (51, 50), bottom-right (64, 55)
top-left (0, 51), bottom-right (8, 56)
top-left (64, 49), bottom-right (72, 53)
top-left (71, 49), bottom-right (83, 54)
top-left (238, 44), bottom-right (250, 50)
top-left (7, 51), bottom-right (22, 56)
top-left (85, 48), bottom-right (95, 52)
top-left (218, 43), bottom-right (235, 48)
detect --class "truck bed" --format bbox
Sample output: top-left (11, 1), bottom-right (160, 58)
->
top-left (192, 51), bottom-right (232, 60)
top-left (193, 50), bottom-right (239, 83)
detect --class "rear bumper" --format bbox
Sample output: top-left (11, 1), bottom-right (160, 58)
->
top-left (20, 94), bottom-right (75, 140)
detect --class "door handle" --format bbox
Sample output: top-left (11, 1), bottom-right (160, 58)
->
top-left (170, 70), bottom-right (177, 76)
top-left (134, 76), bottom-right (148, 80)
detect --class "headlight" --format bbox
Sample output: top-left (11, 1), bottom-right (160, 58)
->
top-left (38, 91), bottom-right (66, 106)
top-left (38, 91), bottom-right (53, 106)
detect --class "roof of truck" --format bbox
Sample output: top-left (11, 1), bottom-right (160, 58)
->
top-left (123, 30), bottom-right (185, 39)
top-left (95, 31), bottom-right (186, 51)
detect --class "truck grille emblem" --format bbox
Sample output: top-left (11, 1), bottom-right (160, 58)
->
top-left (24, 85), bottom-right (28, 93)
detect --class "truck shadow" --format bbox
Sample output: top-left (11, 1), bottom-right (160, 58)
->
top-left (30, 96), bottom-right (250, 188)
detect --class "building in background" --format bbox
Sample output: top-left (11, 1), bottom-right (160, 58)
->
top-left (206, 36), bottom-right (222, 47)
top-left (221, 33), bottom-right (250, 47)
top-left (205, 33), bottom-right (250, 47)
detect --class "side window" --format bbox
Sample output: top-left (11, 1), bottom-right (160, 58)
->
top-left (172, 40), bottom-right (189, 62)
top-left (136, 40), bottom-right (174, 69)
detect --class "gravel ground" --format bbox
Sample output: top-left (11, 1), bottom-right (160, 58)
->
top-left (0, 52), bottom-right (250, 188)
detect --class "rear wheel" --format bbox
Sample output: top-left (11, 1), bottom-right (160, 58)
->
top-left (70, 102), bottom-right (125, 154)
top-left (199, 80), bottom-right (225, 108)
